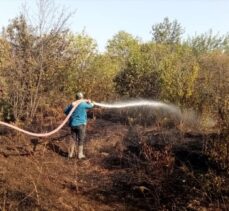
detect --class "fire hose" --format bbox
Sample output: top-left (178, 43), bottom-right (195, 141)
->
top-left (0, 100), bottom-right (180, 138)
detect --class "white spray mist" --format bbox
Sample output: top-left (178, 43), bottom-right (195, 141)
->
top-left (94, 100), bottom-right (181, 116)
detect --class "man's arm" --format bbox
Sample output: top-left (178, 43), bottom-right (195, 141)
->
top-left (83, 99), bottom-right (94, 109)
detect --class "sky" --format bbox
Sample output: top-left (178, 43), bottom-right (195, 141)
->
top-left (0, 0), bottom-right (229, 52)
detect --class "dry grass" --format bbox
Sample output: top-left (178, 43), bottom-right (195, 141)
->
top-left (0, 110), bottom-right (228, 210)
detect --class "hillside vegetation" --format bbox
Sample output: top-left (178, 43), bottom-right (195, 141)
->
top-left (0, 1), bottom-right (228, 210)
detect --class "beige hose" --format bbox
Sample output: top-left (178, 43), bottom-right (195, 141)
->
top-left (0, 100), bottom-right (83, 137)
top-left (0, 100), bottom-right (180, 138)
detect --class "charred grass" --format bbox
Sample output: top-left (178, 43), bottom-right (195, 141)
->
top-left (0, 110), bottom-right (228, 210)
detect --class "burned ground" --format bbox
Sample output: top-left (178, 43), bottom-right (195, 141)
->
top-left (0, 116), bottom-right (228, 210)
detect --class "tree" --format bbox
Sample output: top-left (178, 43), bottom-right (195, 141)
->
top-left (197, 52), bottom-right (229, 132)
top-left (106, 31), bottom-right (141, 70)
top-left (114, 43), bottom-right (166, 98)
top-left (1, 0), bottom-right (74, 120)
top-left (151, 17), bottom-right (184, 44)
top-left (114, 42), bottom-right (199, 107)
top-left (0, 38), bottom-right (10, 93)
top-left (85, 54), bottom-right (118, 101)
top-left (0, 38), bottom-right (11, 120)
top-left (159, 45), bottom-right (199, 106)
top-left (186, 30), bottom-right (229, 55)
top-left (65, 32), bottom-right (98, 97)
top-left (2, 15), bottom-right (37, 119)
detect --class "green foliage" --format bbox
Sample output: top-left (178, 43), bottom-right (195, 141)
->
top-left (114, 43), bottom-right (162, 98)
top-left (114, 43), bottom-right (199, 107)
top-left (65, 32), bottom-right (98, 96)
top-left (65, 32), bottom-right (119, 101)
top-left (159, 45), bottom-right (199, 106)
top-left (151, 17), bottom-right (184, 44)
top-left (87, 54), bottom-right (118, 101)
top-left (186, 30), bottom-right (229, 55)
top-left (106, 31), bottom-right (141, 70)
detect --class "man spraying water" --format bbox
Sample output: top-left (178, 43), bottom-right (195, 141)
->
top-left (64, 92), bottom-right (94, 159)
top-left (0, 98), bottom-right (180, 145)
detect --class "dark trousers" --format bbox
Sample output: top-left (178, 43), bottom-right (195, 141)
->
top-left (71, 125), bottom-right (86, 146)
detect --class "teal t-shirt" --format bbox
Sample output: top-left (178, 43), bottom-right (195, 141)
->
top-left (64, 102), bottom-right (94, 127)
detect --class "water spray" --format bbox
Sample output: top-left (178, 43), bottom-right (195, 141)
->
top-left (94, 100), bottom-right (180, 113)
top-left (0, 100), bottom-right (180, 138)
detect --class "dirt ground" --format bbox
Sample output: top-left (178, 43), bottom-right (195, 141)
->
top-left (0, 119), bottom-right (135, 210)
top-left (0, 117), bottom-right (228, 210)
